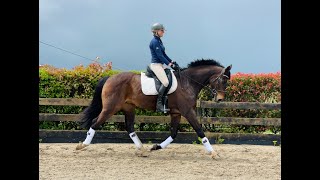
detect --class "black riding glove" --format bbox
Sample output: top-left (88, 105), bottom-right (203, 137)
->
top-left (170, 61), bottom-right (181, 71)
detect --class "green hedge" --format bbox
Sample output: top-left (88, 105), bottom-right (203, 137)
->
top-left (39, 63), bottom-right (281, 134)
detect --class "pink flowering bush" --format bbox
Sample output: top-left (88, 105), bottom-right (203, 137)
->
top-left (226, 72), bottom-right (281, 103)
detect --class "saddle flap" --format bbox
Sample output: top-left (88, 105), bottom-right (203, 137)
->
top-left (145, 66), bottom-right (155, 78)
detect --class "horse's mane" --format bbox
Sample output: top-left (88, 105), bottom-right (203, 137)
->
top-left (181, 59), bottom-right (224, 71)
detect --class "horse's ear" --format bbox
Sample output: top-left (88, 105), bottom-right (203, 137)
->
top-left (226, 64), bottom-right (232, 71)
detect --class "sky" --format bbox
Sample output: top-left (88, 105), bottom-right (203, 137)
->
top-left (39, 0), bottom-right (281, 74)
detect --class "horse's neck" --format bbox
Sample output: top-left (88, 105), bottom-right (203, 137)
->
top-left (179, 66), bottom-right (219, 96)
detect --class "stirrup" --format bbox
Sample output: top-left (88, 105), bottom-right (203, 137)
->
top-left (156, 104), bottom-right (170, 113)
top-left (162, 105), bottom-right (170, 113)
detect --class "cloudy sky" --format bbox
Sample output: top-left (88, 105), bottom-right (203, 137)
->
top-left (39, 0), bottom-right (280, 74)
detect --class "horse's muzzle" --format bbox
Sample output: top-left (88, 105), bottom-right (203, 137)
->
top-left (213, 98), bottom-right (222, 103)
top-left (214, 93), bottom-right (225, 102)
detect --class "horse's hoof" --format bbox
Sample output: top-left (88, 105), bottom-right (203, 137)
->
top-left (210, 150), bottom-right (220, 159)
top-left (135, 147), bottom-right (150, 157)
top-left (75, 142), bottom-right (88, 150)
top-left (150, 144), bottom-right (162, 151)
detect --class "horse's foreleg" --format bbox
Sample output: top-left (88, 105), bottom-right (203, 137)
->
top-left (151, 113), bottom-right (181, 151)
top-left (183, 109), bottom-right (219, 159)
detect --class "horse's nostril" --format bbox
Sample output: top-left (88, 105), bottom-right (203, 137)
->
top-left (217, 99), bottom-right (222, 102)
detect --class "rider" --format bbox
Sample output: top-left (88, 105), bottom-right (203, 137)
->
top-left (149, 23), bottom-right (175, 113)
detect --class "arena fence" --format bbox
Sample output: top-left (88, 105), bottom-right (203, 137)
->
top-left (39, 98), bottom-right (281, 145)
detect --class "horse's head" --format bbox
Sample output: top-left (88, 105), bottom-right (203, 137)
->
top-left (208, 64), bottom-right (232, 102)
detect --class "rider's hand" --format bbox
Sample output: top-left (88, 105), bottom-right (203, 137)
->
top-left (171, 61), bottom-right (180, 71)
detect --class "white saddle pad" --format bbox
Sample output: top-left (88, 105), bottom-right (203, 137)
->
top-left (141, 71), bottom-right (178, 95)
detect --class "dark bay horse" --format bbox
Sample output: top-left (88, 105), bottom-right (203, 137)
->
top-left (76, 59), bottom-right (232, 159)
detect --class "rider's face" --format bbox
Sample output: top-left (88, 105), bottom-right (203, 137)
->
top-left (157, 29), bottom-right (165, 37)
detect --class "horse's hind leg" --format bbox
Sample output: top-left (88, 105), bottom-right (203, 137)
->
top-left (151, 113), bottom-right (181, 151)
top-left (76, 103), bottom-right (119, 150)
top-left (123, 104), bottom-right (149, 157)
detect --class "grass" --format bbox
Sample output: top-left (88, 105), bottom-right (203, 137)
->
top-left (215, 135), bottom-right (225, 144)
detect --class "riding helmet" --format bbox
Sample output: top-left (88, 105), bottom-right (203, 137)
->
top-left (151, 23), bottom-right (165, 32)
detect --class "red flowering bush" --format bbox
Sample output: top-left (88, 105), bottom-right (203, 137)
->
top-left (226, 72), bottom-right (281, 103)
top-left (39, 62), bottom-right (118, 99)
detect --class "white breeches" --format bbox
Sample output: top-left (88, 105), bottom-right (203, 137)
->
top-left (149, 63), bottom-right (169, 87)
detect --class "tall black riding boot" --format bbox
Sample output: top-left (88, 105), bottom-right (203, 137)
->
top-left (156, 84), bottom-right (170, 113)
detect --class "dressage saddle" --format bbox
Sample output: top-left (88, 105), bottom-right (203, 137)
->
top-left (145, 66), bottom-right (173, 113)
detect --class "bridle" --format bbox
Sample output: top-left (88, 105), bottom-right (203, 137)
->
top-left (209, 68), bottom-right (229, 96)
top-left (180, 67), bottom-right (229, 98)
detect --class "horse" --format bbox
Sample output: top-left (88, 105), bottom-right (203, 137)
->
top-left (76, 59), bottom-right (232, 159)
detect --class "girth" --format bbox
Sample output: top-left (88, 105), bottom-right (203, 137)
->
top-left (145, 66), bottom-right (173, 93)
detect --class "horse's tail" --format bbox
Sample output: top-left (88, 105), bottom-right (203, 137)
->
top-left (79, 76), bottom-right (109, 129)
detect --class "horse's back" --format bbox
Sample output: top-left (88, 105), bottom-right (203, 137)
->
top-left (103, 72), bottom-right (140, 92)
top-left (105, 72), bottom-right (136, 83)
